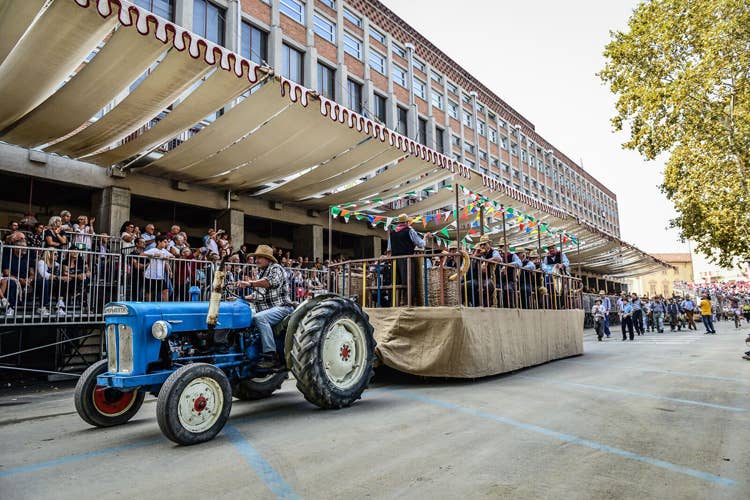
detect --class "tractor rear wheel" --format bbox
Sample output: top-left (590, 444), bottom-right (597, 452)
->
top-left (74, 359), bottom-right (144, 428)
top-left (232, 371), bottom-right (288, 401)
top-left (157, 363), bottom-right (232, 445)
top-left (291, 297), bottom-right (375, 409)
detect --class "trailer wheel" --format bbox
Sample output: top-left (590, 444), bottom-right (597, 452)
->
top-left (291, 297), bottom-right (375, 409)
top-left (157, 363), bottom-right (232, 445)
top-left (233, 371), bottom-right (288, 401)
top-left (74, 359), bottom-right (144, 427)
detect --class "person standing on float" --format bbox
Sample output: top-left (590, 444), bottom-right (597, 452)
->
top-left (386, 214), bottom-right (432, 306)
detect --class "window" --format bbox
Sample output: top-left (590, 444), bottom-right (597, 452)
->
top-left (489, 128), bottom-right (497, 143)
top-left (447, 81), bottom-right (458, 94)
top-left (498, 118), bottom-right (507, 129)
top-left (501, 136), bottom-right (508, 150)
top-left (133, 0), bottom-right (174, 20)
top-left (521, 150), bottom-right (527, 163)
top-left (465, 159), bottom-right (475, 168)
top-left (193, 0), bottom-right (225, 45)
top-left (462, 93), bottom-right (472, 104)
top-left (347, 79), bottom-right (362, 113)
top-left (477, 120), bottom-right (486, 136)
top-left (479, 150), bottom-right (488, 161)
top-left (435, 127), bottom-right (444, 152)
top-left (510, 142), bottom-right (518, 156)
top-left (343, 8), bottom-right (362, 28)
top-left (413, 58), bottom-right (426, 73)
top-left (317, 63), bottom-right (335, 99)
top-left (463, 113), bottom-right (473, 129)
top-left (279, 0), bottom-right (303, 23)
top-left (463, 142), bottom-right (475, 154)
top-left (448, 100), bottom-right (459, 119)
top-left (418, 117), bottom-right (427, 146)
top-left (397, 107), bottom-right (408, 135)
top-left (368, 49), bottom-right (386, 75)
top-left (313, 14), bottom-right (336, 43)
top-left (241, 22), bottom-right (267, 64)
top-left (373, 94), bottom-right (386, 123)
top-left (451, 135), bottom-right (461, 147)
top-left (490, 157), bottom-right (499, 167)
top-left (392, 43), bottom-right (406, 58)
top-left (501, 162), bottom-right (510, 173)
top-left (343, 33), bottom-right (362, 60)
top-left (413, 78), bottom-right (426, 100)
top-left (281, 43), bottom-right (303, 83)
top-left (431, 91), bottom-right (443, 110)
top-left (318, 0), bottom-right (334, 8)
top-left (476, 102), bottom-right (485, 113)
top-left (430, 71), bottom-right (443, 84)
top-left (369, 26), bottom-right (386, 44)
top-left (393, 65), bottom-right (407, 87)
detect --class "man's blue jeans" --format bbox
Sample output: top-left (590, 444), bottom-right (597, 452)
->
top-left (603, 314), bottom-right (611, 336)
top-left (701, 314), bottom-right (715, 333)
top-left (253, 305), bottom-right (294, 353)
top-left (654, 312), bottom-right (665, 332)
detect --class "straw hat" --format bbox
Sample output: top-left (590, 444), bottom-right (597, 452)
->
top-left (441, 242), bottom-right (458, 255)
top-left (599, 290), bottom-right (606, 295)
top-left (478, 234), bottom-right (492, 246)
top-left (397, 213), bottom-right (409, 223)
top-left (248, 244), bottom-right (277, 263)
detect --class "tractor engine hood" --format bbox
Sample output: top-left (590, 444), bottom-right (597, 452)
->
top-left (104, 301), bottom-right (253, 332)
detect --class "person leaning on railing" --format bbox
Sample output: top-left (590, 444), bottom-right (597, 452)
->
top-left (1, 236), bottom-right (31, 317)
top-left (464, 234), bottom-right (500, 307)
top-left (35, 250), bottom-right (69, 317)
top-left (44, 216), bottom-right (67, 249)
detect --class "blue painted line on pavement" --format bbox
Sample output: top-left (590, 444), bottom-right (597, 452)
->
top-left (387, 389), bottom-right (736, 487)
top-left (517, 375), bottom-right (748, 413)
top-left (0, 438), bottom-right (161, 477)
top-left (224, 424), bottom-right (300, 500)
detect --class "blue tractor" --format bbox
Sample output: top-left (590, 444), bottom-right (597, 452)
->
top-left (73, 283), bottom-right (376, 445)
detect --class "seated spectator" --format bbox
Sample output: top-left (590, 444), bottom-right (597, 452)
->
top-left (202, 228), bottom-right (215, 248)
top-left (63, 250), bottom-right (92, 311)
top-left (170, 234), bottom-right (188, 257)
top-left (36, 250), bottom-right (67, 316)
top-left (71, 215), bottom-right (95, 251)
top-left (44, 216), bottom-right (68, 248)
top-left (7, 221), bottom-right (20, 234)
top-left (172, 247), bottom-right (196, 301)
top-left (2, 239), bottom-right (32, 316)
top-left (29, 223), bottom-right (45, 248)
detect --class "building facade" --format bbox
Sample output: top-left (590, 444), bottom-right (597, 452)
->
top-left (0, 0), bottom-right (621, 259)
top-left (626, 253), bottom-right (694, 297)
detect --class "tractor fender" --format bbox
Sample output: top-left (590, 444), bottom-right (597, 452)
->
top-left (283, 293), bottom-right (342, 367)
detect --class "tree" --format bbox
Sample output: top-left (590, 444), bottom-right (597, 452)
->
top-left (599, 0), bottom-right (750, 268)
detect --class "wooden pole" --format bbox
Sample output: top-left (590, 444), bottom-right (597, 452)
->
top-left (454, 180), bottom-right (462, 306)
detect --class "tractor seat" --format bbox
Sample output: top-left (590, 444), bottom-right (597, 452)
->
top-left (272, 315), bottom-right (291, 337)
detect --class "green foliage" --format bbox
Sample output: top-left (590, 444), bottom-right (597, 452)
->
top-left (600, 0), bottom-right (750, 268)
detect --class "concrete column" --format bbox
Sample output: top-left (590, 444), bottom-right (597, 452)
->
top-left (91, 186), bottom-right (131, 237)
top-left (174, 0), bottom-right (193, 29)
top-left (304, 0), bottom-right (317, 89)
top-left (293, 225), bottom-right (324, 261)
top-left (362, 18), bottom-right (373, 116)
top-left (334, 2), bottom-right (347, 106)
top-left (360, 235), bottom-right (382, 259)
top-left (268, 0), bottom-right (283, 72)
top-left (385, 32), bottom-right (396, 129)
top-left (404, 42), bottom-right (416, 139)
top-left (226, 0), bottom-right (241, 51)
top-left (218, 208), bottom-right (245, 248)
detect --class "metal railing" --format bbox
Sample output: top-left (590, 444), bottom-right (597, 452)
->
top-left (328, 252), bottom-right (583, 310)
top-left (0, 242), bottom-right (336, 326)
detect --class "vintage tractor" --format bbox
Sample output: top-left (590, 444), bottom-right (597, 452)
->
top-left (74, 274), bottom-right (376, 445)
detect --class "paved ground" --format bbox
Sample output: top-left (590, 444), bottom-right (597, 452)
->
top-left (1, 320), bottom-right (749, 499)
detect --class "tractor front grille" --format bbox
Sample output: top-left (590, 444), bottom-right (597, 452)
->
top-left (105, 324), bottom-right (133, 374)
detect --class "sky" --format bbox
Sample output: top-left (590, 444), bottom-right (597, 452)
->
top-left (379, 0), bottom-right (691, 254)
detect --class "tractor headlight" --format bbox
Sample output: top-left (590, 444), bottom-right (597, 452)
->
top-left (151, 320), bottom-right (172, 340)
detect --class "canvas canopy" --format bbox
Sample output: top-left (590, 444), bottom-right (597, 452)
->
top-left (0, 0), bottom-right (669, 278)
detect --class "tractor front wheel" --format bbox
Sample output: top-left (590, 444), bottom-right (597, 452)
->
top-left (291, 297), bottom-right (375, 409)
top-left (74, 359), bottom-right (144, 427)
top-left (157, 363), bottom-right (232, 445)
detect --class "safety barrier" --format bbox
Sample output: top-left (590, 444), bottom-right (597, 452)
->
top-left (0, 242), bottom-right (334, 327)
top-left (328, 252), bottom-right (583, 310)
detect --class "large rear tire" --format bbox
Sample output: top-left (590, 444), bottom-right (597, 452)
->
top-left (156, 363), bottom-right (232, 445)
top-left (232, 371), bottom-right (288, 401)
top-left (291, 297), bottom-right (375, 409)
top-left (74, 359), bottom-right (144, 427)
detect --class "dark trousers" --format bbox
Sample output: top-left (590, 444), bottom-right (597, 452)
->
top-left (395, 257), bottom-right (416, 306)
top-left (621, 316), bottom-right (634, 340)
top-left (701, 314), bottom-right (715, 333)
top-left (464, 280), bottom-right (494, 307)
top-left (520, 286), bottom-right (532, 309)
top-left (632, 309), bottom-right (644, 334)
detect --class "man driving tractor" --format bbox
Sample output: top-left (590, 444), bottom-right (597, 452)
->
top-left (237, 244), bottom-right (294, 370)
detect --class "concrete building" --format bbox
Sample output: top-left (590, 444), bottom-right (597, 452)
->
top-left (0, 0), bottom-right (620, 262)
top-left (626, 253), bottom-right (693, 297)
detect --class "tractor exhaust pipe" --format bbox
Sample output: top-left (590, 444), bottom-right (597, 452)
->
top-left (206, 269), bottom-right (227, 330)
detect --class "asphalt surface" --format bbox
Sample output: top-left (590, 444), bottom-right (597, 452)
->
top-left (1, 320), bottom-right (749, 499)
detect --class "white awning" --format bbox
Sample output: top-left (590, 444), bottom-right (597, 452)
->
top-left (0, 0), bottom-right (669, 278)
